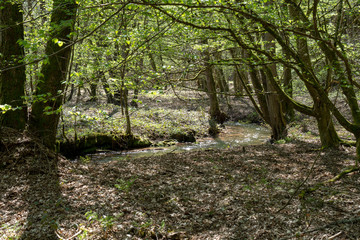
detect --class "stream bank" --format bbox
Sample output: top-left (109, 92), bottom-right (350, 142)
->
top-left (79, 122), bottom-right (270, 162)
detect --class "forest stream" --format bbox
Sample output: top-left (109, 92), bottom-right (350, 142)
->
top-left (88, 122), bottom-right (270, 162)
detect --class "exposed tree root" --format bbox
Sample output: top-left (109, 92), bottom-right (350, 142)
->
top-left (280, 217), bottom-right (360, 240)
top-left (299, 166), bottom-right (360, 199)
top-left (339, 139), bottom-right (356, 147)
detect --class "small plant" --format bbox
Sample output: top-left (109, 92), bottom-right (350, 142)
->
top-left (85, 210), bottom-right (98, 224)
top-left (130, 219), bottom-right (164, 238)
top-left (275, 139), bottom-right (286, 144)
top-left (77, 227), bottom-right (89, 240)
top-left (84, 210), bottom-right (121, 238)
top-left (0, 222), bottom-right (22, 240)
top-left (114, 177), bottom-right (137, 192)
top-left (79, 155), bottom-right (91, 163)
top-left (99, 215), bottom-right (116, 233)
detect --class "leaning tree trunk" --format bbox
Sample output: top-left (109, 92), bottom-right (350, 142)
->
top-left (288, 0), bottom-right (340, 148)
top-left (29, 0), bottom-right (78, 148)
top-left (281, 34), bottom-right (295, 122)
top-left (0, 2), bottom-right (27, 130)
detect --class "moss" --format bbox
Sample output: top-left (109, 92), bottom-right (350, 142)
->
top-left (57, 133), bottom-right (151, 158)
top-left (169, 130), bottom-right (196, 142)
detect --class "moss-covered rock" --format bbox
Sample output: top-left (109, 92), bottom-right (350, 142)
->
top-left (57, 134), bottom-right (151, 158)
top-left (154, 140), bottom-right (178, 147)
top-left (170, 130), bottom-right (196, 143)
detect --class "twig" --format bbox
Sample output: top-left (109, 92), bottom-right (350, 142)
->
top-left (328, 231), bottom-right (343, 239)
top-left (55, 226), bottom-right (83, 240)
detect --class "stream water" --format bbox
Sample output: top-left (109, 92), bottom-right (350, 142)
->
top-left (89, 122), bottom-right (270, 162)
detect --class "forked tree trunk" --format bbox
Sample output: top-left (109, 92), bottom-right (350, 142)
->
top-left (316, 103), bottom-right (340, 148)
top-left (261, 69), bottom-right (287, 140)
top-left (29, 0), bottom-right (78, 148)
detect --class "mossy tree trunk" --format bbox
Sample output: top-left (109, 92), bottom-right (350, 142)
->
top-left (0, 2), bottom-right (27, 130)
top-left (29, 0), bottom-right (78, 149)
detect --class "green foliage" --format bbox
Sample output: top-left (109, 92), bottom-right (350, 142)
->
top-left (130, 219), bottom-right (168, 239)
top-left (59, 97), bottom-right (209, 142)
top-left (114, 177), bottom-right (137, 192)
top-left (79, 155), bottom-right (91, 163)
top-left (3, 0), bottom-right (360, 155)
top-left (0, 222), bottom-right (21, 240)
top-left (84, 210), bottom-right (122, 237)
top-left (0, 104), bottom-right (13, 113)
top-left (274, 137), bottom-right (293, 144)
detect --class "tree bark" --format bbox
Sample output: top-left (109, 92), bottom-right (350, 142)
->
top-left (0, 2), bottom-right (27, 130)
top-left (89, 83), bottom-right (97, 102)
top-left (29, 0), bottom-right (78, 148)
top-left (202, 40), bottom-right (227, 123)
top-left (281, 34), bottom-right (295, 122)
top-left (262, 31), bottom-right (287, 140)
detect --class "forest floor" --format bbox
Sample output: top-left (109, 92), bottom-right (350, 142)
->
top-left (1, 91), bottom-right (360, 239)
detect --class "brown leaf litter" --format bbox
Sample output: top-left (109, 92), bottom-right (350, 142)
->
top-left (1, 128), bottom-right (360, 239)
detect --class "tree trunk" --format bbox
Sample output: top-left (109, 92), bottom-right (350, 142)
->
top-left (229, 48), bottom-right (244, 96)
top-left (202, 40), bottom-right (227, 123)
top-left (213, 51), bottom-right (229, 94)
top-left (29, 0), bottom-right (78, 148)
top-left (316, 103), bottom-right (340, 148)
top-left (288, 0), bottom-right (340, 148)
top-left (262, 32), bottom-right (287, 140)
top-left (89, 83), bottom-right (97, 102)
top-left (130, 57), bottom-right (144, 108)
top-left (120, 38), bottom-right (132, 135)
top-left (261, 69), bottom-right (287, 140)
top-left (102, 77), bottom-right (115, 104)
top-left (247, 64), bottom-right (270, 123)
top-left (0, 2), bottom-right (27, 130)
top-left (281, 34), bottom-right (295, 122)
